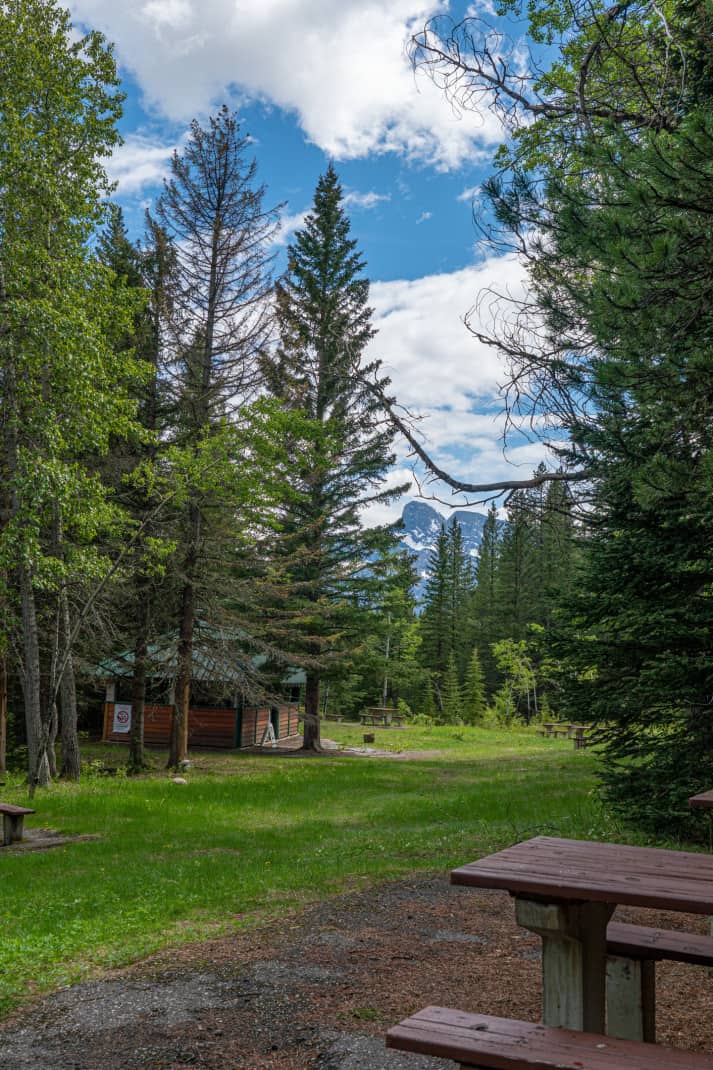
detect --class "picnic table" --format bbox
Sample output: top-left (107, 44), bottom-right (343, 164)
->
top-left (537, 722), bottom-right (589, 747)
top-left (451, 835), bottom-right (713, 1040)
top-left (360, 708), bottom-right (404, 727)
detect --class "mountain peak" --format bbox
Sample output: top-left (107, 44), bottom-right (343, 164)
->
top-left (397, 500), bottom-right (491, 598)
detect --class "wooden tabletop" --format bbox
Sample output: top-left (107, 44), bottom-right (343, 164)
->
top-left (689, 788), bottom-right (713, 809)
top-left (451, 836), bottom-right (713, 914)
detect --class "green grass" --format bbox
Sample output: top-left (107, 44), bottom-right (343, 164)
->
top-left (0, 724), bottom-right (618, 1014)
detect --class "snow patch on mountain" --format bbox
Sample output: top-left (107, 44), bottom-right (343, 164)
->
top-left (396, 500), bottom-right (491, 600)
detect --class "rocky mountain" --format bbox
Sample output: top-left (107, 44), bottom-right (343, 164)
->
top-left (397, 500), bottom-right (491, 600)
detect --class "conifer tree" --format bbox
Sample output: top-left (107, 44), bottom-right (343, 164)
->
top-left (97, 209), bottom-right (178, 773)
top-left (463, 646), bottom-right (486, 724)
top-left (495, 491), bottom-right (540, 641)
top-left (420, 519), bottom-right (476, 693)
top-left (471, 504), bottom-right (501, 695)
top-left (153, 109), bottom-right (280, 766)
top-left (419, 525), bottom-right (450, 686)
top-left (266, 164), bottom-right (403, 750)
top-left (440, 652), bottom-right (462, 724)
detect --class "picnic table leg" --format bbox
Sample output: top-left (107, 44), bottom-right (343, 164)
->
top-left (606, 955), bottom-right (655, 1042)
top-left (515, 897), bottom-right (615, 1033)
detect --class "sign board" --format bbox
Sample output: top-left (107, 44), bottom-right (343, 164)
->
top-left (112, 703), bottom-right (132, 734)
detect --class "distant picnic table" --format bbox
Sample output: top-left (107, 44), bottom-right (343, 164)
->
top-left (537, 721), bottom-right (589, 747)
top-left (360, 708), bottom-right (404, 727)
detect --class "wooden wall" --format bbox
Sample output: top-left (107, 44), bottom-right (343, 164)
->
top-left (103, 702), bottom-right (300, 749)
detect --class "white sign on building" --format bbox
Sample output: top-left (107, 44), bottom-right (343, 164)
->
top-left (112, 703), bottom-right (132, 734)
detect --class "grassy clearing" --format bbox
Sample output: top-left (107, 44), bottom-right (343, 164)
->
top-left (0, 725), bottom-right (618, 1014)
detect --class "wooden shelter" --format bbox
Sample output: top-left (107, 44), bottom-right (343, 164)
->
top-left (97, 627), bottom-right (304, 749)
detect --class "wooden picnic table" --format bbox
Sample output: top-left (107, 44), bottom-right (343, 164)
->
top-left (360, 708), bottom-right (404, 727)
top-left (451, 835), bottom-right (713, 1039)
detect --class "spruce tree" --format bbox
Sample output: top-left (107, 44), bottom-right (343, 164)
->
top-left (463, 646), bottom-right (486, 724)
top-left (266, 164), bottom-right (403, 750)
top-left (420, 519), bottom-right (476, 693)
top-left (419, 525), bottom-right (450, 689)
top-left (440, 652), bottom-right (462, 724)
top-left (471, 504), bottom-right (500, 695)
top-left (153, 109), bottom-right (279, 766)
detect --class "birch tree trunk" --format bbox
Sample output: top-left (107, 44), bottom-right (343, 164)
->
top-left (20, 566), bottom-right (50, 790)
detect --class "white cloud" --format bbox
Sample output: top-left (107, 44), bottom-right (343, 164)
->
top-left (343, 190), bottom-right (391, 210)
top-left (366, 255), bottom-right (556, 516)
top-left (69, 1), bottom-right (504, 168)
top-left (273, 210), bottom-right (308, 246)
top-left (457, 184), bottom-right (481, 202)
top-left (416, 210), bottom-right (432, 224)
top-left (106, 133), bottom-right (177, 193)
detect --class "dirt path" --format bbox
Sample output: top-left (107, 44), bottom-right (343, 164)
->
top-left (1, 875), bottom-right (712, 1069)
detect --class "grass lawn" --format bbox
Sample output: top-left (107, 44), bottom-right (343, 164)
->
top-left (0, 724), bottom-right (620, 1015)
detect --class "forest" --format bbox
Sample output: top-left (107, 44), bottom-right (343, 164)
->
top-left (2, 0), bottom-right (713, 842)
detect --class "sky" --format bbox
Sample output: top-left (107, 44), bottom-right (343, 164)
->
top-left (68, 0), bottom-right (551, 522)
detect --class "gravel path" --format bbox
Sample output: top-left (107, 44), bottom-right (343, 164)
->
top-left (1, 874), bottom-right (712, 1068)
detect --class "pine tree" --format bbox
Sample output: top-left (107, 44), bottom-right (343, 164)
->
top-left (152, 109), bottom-right (279, 766)
top-left (471, 504), bottom-right (500, 695)
top-left (440, 652), bottom-right (462, 724)
top-left (463, 646), bottom-right (486, 724)
top-left (419, 525), bottom-right (450, 686)
top-left (446, 520), bottom-right (476, 679)
top-left (97, 209), bottom-right (178, 773)
top-left (421, 674), bottom-right (437, 720)
top-left (265, 164), bottom-right (403, 750)
top-left (420, 519), bottom-right (476, 691)
top-left (495, 491), bottom-right (540, 641)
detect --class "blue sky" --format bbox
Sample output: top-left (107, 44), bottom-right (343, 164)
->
top-left (68, 0), bottom-right (551, 521)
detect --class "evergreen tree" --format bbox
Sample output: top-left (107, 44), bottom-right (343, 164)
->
top-left (471, 504), bottom-right (500, 695)
top-left (495, 491), bottom-right (541, 642)
top-left (97, 209), bottom-right (178, 773)
top-left (420, 519), bottom-right (476, 694)
top-left (440, 652), bottom-right (462, 724)
top-left (412, 0), bottom-right (713, 830)
top-left (419, 525), bottom-right (450, 687)
top-left (152, 109), bottom-right (280, 766)
top-left (421, 673), bottom-right (437, 720)
top-left (265, 164), bottom-right (403, 750)
top-left (463, 646), bottom-right (486, 724)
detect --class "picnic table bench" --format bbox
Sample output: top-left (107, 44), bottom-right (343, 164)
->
top-left (0, 803), bottom-right (35, 845)
top-left (359, 708), bottom-right (404, 727)
top-left (387, 1007), bottom-right (712, 1069)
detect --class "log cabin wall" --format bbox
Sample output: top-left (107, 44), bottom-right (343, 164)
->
top-left (103, 701), bottom-right (300, 748)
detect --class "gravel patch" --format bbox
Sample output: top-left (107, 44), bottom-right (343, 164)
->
top-left (1, 874), bottom-right (712, 1068)
top-left (315, 1034), bottom-right (450, 1069)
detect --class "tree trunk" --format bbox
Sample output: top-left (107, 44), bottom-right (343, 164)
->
top-left (59, 586), bottom-right (81, 779)
top-left (302, 670), bottom-right (321, 751)
top-left (47, 702), bottom-right (58, 777)
top-left (0, 652), bottom-right (6, 777)
top-left (128, 582), bottom-right (150, 773)
top-left (20, 566), bottom-right (50, 791)
top-left (169, 541), bottom-right (196, 768)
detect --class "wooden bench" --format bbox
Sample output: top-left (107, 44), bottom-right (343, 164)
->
top-left (605, 921), bottom-right (713, 1042)
top-left (0, 803), bottom-right (35, 845)
top-left (386, 1007), bottom-right (710, 1068)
